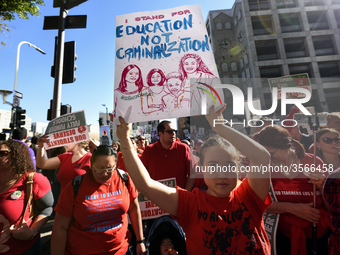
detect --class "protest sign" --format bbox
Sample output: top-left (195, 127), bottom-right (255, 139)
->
top-left (44, 110), bottom-right (90, 150)
top-left (100, 125), bottom-right (111, 145)
top-left (268, 73), bottom-right (311, 99)
top-left (263, 182), bottom-right (279, 255)
top-left (138, 178), bottom-right (176, 220)
top-left (113, 5), bottom-right (224, 124)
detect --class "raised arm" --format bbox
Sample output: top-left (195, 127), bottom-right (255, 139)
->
top-left (206, 105), bottom-right (271, 201)
top-left (116, 117), bottom-right (179, 216)
top-left (36, 135), bottom-right (62, 170)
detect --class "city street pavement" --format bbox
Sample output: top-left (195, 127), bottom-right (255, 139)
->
top-left (41, 218), bottom-right (54, 255)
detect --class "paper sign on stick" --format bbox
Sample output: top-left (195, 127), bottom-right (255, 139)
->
top-left (44, 110), bottom-right (90, 150)
top-left (113, 5), bottom-right (224, 124)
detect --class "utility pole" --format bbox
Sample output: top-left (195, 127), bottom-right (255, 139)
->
top-left (52, 0), bottom-right (67, 119)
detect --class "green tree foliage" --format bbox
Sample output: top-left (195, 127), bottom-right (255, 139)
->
top-left (0, 0), bottom-right (45, 48)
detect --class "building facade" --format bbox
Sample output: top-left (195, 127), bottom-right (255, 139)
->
top-left (206, 0), bottom-right (340, 119)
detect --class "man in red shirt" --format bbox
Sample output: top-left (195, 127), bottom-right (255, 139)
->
top-left (141, 121), bottom-right (195, 238)
top-left (141, 120), bottom-right (195, 190)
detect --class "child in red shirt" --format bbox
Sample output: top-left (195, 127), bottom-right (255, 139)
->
top-left (117, 105), bottom-right (272, 254)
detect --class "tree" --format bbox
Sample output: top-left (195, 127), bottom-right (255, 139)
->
top-left (0, 0), bottom-right (45, 49)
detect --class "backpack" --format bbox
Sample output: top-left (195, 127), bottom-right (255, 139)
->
top-left (72, 169), bottom-right (129, 198)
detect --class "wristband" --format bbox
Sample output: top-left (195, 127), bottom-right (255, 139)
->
top-left (136, 239), bottom-right (145, 244)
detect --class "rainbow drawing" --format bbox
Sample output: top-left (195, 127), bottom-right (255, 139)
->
top-left (197, 82), bottom-right (223, 106)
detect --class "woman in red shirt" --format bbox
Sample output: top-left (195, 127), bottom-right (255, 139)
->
top-left (253, 125), bottom-right (332, 255)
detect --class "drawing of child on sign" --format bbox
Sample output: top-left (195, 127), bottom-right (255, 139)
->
top-left (115, 64), bottom-right (144, 96)
top-left (179, 53), bottom-right (217, 98)
top-left (140, 68), bottom-right (167, 114)
top-left (161, 72), bottom-right (198, 112)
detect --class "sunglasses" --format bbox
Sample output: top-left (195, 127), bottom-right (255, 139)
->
top-left (138, 138), bottom-right (145, 141)
top-left (163, 129), bottom-right (177, 135)
top-left (0, 150), bottom-right (10, 157)
top-left (322, 137), bottom-right (340, 144)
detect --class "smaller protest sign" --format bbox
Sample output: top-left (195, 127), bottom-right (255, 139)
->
top-left (268, 73), bottom-right (311, 99)
top-left (44, 110), bottom-right (89, 150)
top-left (138, 178), bottom-right (176, 220)
top-left (100, 126), bottom-right (111, 146)
top-left (263, 182), bottom-right (279, 255)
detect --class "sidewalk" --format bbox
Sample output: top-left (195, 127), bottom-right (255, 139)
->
top-left (41, 218), bottom-right (54, 255)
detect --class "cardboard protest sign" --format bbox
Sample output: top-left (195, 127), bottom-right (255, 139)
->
top-left (263, 182), bottom-right (279, 255)
top-left (138, 178), bottom-right (176, 220)
top-left (100, 126), bottom-right (112, 145)
top-left (268, 73), bottom-right (311, 99)
top-left (113, 5), bottom-right (224, 124)
top-left (44, 110), bottom-right (90, 150)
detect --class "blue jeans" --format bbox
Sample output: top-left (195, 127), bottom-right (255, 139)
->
top-left (22, 236), bottom-right (41, 255)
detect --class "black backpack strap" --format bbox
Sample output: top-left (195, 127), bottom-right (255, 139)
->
top-left (72, 175), bottom-right (84, 198)
top-left (116, 169), bottom-right (129, 189)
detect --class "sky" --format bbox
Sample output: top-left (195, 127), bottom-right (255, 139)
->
top-left (0, 0), bottom-right (233, 127)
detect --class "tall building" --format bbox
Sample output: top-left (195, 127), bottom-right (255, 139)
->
top-left (206, 0), bottom-right (340, 119)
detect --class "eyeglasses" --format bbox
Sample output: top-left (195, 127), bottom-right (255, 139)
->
top-left (138, 138), bottom-right (145, 141)
top-left (322, 137), bottom-right (340, 144)
top-left (163, 129), bottom-right (177, 135)
top-left (0, 150), bottom-right (10, 157)
top-left (93, 165), bottom-right (115, 174)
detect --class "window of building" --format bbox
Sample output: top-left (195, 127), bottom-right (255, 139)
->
top-left (238, 10), bottom-right (242, 20)
top-left (304, 0), bottom-right (324, 6)
top-left (216, 22), bottom-right (223, 30)
top-left (334, 10), bottom-right (340, 29)
top-left (240, 58), bottom-right (244, 69)
top-left (231, 62), bottom-right (238, 71)
top-left (277, 0), bottom-right (298, 9)
top-left (246, 68), bottom-right (251, 78)
top-left (252, 16), bottom-right (274, 35)
top-left (289, 63), bottom-right (313, 78)
top-left (318, 62), bottom-right (340, 81)
top-left (222, 63), bottom-right (228, 72)
top-left (307, 11), bottom-right (329, 30)
top-left (244, 55), bottom-right (249, 65)
top-left (279, 13), bottom-right (302, 33)
top-left (225, 22), bottom-right (231, 30)
top-left (259, 66), bottom-right (283, 87)
top-left (232, 74), bottom-right (239, 84)
top-left (248, 0), bottom-right (270, 11)
top-left (312, 36), bottom-right (336, 56)
top-left (284, 38), bottom-right (308, 58)
top-left (256, 40), bottom-right (279, 61)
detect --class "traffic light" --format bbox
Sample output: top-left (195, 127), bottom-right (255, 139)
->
top-left (51, 41), bottom-right (77, 84)
top-left (99, 117), bottom-right (103, 126)
top-left (15, 107), bottom-right (26, 128)
top-left (61, 104), bottom-right (71, 115)
top-left (63, 41), bottom-right (77, 84)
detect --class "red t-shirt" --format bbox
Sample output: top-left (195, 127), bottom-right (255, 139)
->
top-left (271, 153), bottom-right (331, 238)
top-left (57, 152), bottom-right (92, 191)
top-left (116, 151), bottom-right (142, 172)
top-left (55, 170), bottom-right (138, 255)
top-left (0, 173), bottom-right (51, 254)
top-left (174, 179), bottom-right (272, 254)
top-left (141, 141), bottom-right (191, 188)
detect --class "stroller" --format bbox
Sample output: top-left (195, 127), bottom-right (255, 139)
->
top-left (146, 215), bottom-right (187, 255)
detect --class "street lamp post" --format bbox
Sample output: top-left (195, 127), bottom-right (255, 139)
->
top-left (102, 104), bottom-right (109, 125)
top-left (11, 41), bottom-right (46, 134)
